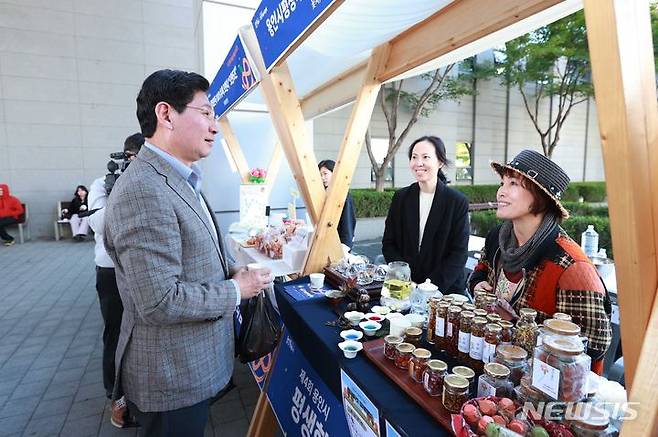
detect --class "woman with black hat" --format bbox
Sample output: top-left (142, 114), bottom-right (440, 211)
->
top-left (382, 136), bottom-right (470, 295)
top-left (469, 149), bottom-right (612, 373)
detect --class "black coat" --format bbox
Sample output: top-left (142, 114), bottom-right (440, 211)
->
top-left (65, 196), bottom-right (88, 219)
top-left (338, 192), bottom-right (356, 249)
top-left (382, 182), bottom-right (470, 294)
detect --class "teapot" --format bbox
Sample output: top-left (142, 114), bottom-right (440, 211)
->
top-left (410, 279), bottom-right (442, 316)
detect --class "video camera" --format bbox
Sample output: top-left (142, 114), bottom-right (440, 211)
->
top-left (104, 151), bottom-right (133, 195)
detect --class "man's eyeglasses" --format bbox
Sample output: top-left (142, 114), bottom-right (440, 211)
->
top-left (185, 105), bottom-right (220, 122)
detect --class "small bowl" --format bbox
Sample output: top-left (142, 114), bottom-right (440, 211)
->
top-left (371, 305), bottom-right (391, 316)
top-left (344, 311), bottom-right (365, 326)
top-left (338, 340), bottom-right (363, 358)
top-left (324, 289), bottom-right (343, 305)
top-left (359, 320), bottom-right (382, 336)
top-left (340, 329), bottom-right (363, 341)
top-left (364, 313), bottom-right (385, 323)
top-left (385, 312), bottom-right (404, 321)
top-left (404, 313), bottom-right (425, 328)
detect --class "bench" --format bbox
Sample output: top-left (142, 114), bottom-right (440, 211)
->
top-left (54, 201), bottom-right (72, 241)
top-left (8, 203), bottom-right (30, 244)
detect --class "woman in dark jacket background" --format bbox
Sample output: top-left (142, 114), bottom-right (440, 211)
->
top-left (61, 185), bottom-right (89, 241)
top-left (382, 136), bottom-right (470, 294)
top-left (318, 160), bottom-right (357, 250)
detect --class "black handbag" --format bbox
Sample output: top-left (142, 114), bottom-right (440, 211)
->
top-left (237, 291), bottom-right (282, 363)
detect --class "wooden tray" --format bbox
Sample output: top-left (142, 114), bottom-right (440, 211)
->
top-left (362, 338), bottom-right (454, 430)
top-left (323, 267), bottom-right (383, 297)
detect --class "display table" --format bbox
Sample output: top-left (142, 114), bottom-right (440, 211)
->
top-left (272, 277), bottom-right (454, 437)
top-left (227, 233), bottom-right (302, 277)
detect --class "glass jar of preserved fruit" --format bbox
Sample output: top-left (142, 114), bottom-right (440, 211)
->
top-left (498, 320), bottom-right (514, 345)
top-left (566, 404), bottom-right (618, 437)
top-left (434, 302), bottom-right (451, 352)
top-left (485, 295), bottom-right (497, 313)
top-left (395, 342), bottom-right (416, 370)
top-left (474, 290), bottom-right (488, 310)
top-left (458, 311), bottom-right (475, 363)
top-left (404, 326), bottom-right (423, 347)
top-left (477, 362), bottom-right (514, 398)
top-left (482, 323), bottom-right (502, 364)
top-left (486, 313), bottom-right (502, 324)
top-left (494, 344), bottom-right (528, 386)
top-left (452, 365), bottom-right (476, 398)
top-left (423, 359), bottom-right (447, 397)
top-left (537, 319), bottom-right (580, 347)
top-left (469, 317), bottom-right (487, 371)
top-left (409, 348), bottom-right (431, 383)
top-left (514, 307), bottom-right (539, 355)
top-left (473, 309), bottom-right (488, 319)
top-left (532, 336), bottom-right (591, 402)
top-left (446, 306), bottom-right (462, 357)
top-left (384, 335), bottom-right (403, 360)
top-left (515, 375), bottom-right (548, 408)
top-left (426, 297), bottom-right (442, 344)
top-left (443, 374), bottom-right (470, 413)
top-left (462, 303), bottom-right (476, 312)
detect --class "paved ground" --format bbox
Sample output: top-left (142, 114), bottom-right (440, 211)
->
top-left (0, 240), bottom-right (260, 437)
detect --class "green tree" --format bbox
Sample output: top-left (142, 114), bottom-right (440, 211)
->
top-left (496, 10), bottom-right (592, 158)
top-left (365, 59), bottom-right (481, 191)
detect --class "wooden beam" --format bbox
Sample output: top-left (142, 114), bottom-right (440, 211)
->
top-left (241, 26), bottom-right (343, 262)
top-left (300, 61), bottom-right (368, 120)
top-left (302, 44), bottom-right (390, 274)
top-left (380, 0), bottom-right (566, 82)
top-left (218, 116), bottom-right (251, 184)
top-left (583, 0), bottom-right (658, 405)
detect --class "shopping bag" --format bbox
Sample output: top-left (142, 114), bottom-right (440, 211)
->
top-left (237, 290), bottom-right (282, 363)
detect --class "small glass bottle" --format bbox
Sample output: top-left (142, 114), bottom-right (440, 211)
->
top-left (482, 323), bottom-right (502, 364)
top-left (469, 317), bottom-right (487, 371)
top-left (473, 309), bottom-right (488, 319)
top-left (423, 359), bottom-right (447, 397)
top-left (434, 301), bottom-right (451, 352)
top-left (446, 306), bottom-right (462, 357)
top-left (384, 335), bottom-right (403, 360)
top-left (452, 366), bottom-right (476, 398)
top-left (485, 295), bottom-right (497, 313)
top-left (514, 308), bottom-right (539, 355)
top-left (395, 342), bottom-right (416, 370)
top-left (426, 297), bottom-right (442, 344)
top-left (404, 326), bottom-right (423, 347)
top-left (493, 344), bottom-right (528, 386)
top-left (498, 320), bottom-right (514, 345)
top-left (474, 290), bottom-right (488, 310)
top-left (462, 303), bottom-right (476, 312)
top-left (409, 348), bottom-right (431, 383)
top-left (486, 313), bottom-right (502, 324)
top-left (458, 311), bottom-right (475, 363)
top-left (442, 375), bottom-right (469, 413)
top-left (553, 312), bottom-right (572, 322)
top-left (477, 362), bottom-right (514, 398)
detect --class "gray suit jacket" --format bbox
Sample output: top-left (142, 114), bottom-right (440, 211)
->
top-left (104, 146), bottom-right (238, 412)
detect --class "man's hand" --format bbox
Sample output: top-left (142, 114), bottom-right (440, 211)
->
top-left (233, 266), bottom-right (273, 300)
top-left (473, 281), bottom-right (493, 293)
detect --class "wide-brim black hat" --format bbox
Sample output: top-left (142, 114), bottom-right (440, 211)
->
top-left (491, 149), bottom-right (571, 219)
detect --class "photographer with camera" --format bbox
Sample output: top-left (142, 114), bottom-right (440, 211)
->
top-left (88, 132), bottom-right (143, 428)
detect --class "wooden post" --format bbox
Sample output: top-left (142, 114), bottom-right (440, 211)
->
top-left (241, 26), bottom-right (343, 263)
top-left (583, 0), bottom-right (658, 418)
top-left (302, 44), bottom-right (390, 274)
top-left (218, 116), bottom-right (251, 184)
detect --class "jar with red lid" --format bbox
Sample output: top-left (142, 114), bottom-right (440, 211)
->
top-left (422, 359), bottom-right (447, 397)
top-left (409, 348), bottom-right (431, 383)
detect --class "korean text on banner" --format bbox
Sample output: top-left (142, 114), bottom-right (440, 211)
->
top-left (251, 0), bottom-right (337, 71)
top-left (208, 35), bottom-right (259, 120)
top-left (267, 331), bottom-right (350, 436)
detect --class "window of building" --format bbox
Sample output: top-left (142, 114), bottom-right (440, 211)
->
top-left (455, 142), bottom-right (473, 182)
top-left (369, 137), bottom-right (394, 184)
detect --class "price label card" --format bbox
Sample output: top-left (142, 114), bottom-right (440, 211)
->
top-left (531, 358), bottom-right (560, 400)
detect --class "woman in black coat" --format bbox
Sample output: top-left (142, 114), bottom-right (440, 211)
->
top-left (318, 160), bottom-right (356, 249)
top-left (382, 136), bottom-right (470, 294)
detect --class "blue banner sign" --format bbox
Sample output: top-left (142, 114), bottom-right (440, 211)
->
top-left (208, 35), bottom-right (259, 120)
top-left (252, 0), bottom-right (338, 71)
top-left (267, 331), bottom-right (350, 436)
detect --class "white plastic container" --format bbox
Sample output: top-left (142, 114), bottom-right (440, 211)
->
top-left (581, 225), bottom-right (599, 258)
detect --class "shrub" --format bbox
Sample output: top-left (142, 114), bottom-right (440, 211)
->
top-left (562, 201), bottom-right (609, 217)
top-left (453, 185), bottom-right (500, 203)
top-left (470, 210), bottom-right (502, 237)
top-left (350, 189), bottom-right (395, 218)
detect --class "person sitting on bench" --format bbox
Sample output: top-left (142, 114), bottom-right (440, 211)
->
top-left (0, 184), bottom-right (24, 246)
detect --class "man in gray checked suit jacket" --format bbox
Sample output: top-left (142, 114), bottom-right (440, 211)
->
top-left (104, 69), bottom-right (272, 437)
